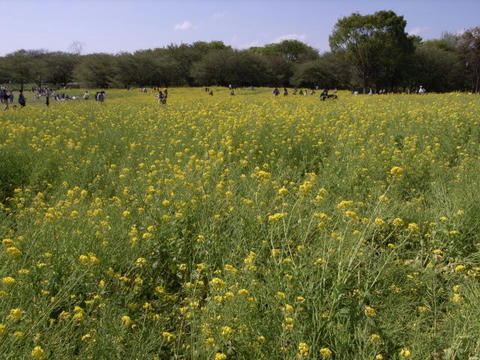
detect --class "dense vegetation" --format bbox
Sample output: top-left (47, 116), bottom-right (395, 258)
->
top-left (0, 11), bottom-right (479, 93)
top-left (1, 88), bottom-right (480, 359)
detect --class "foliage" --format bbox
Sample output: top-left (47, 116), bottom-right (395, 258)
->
top-left (329, 11), bottom-right (415, 92)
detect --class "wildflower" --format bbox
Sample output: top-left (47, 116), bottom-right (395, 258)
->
top-left (407, 223), bottom-right (419, 232)
top-left (320, 347), bottom-right (332, 358)
top-left (162, 331), bottom-right (176, 342)
top-left (31, 346), bottom-right (45, 359)
top-left (399, 348), bottom-right (411, 358)
top-left (298, 342), bottom-right (309, 357)
top-left (337, 200), bottom-right (353, 210)
top-left (215, 353), bottom-right (227, 360)
top-left (121, 315), bottom-right (132, 327)
top-left (392, 217), bottom-right (404, 227)
top-left (6, 246), bottom-right (21, 257)
top-left (7, 308), bottom-right (21, 322)
top-left (268, 212), bottom-right (287, 222)
top-left (2, 277), bottom-right (16, 285)
top-left (451, 293), bottom-right (462, 303)
top-left (390, 166), bottom-right (404, 177)
top-left (364, 305), bottom-right (376, 317)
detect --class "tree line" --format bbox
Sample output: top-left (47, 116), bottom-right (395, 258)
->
top-left (1, 11), bottom-right (479, 93)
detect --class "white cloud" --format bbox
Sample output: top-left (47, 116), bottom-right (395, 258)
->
top-left (274, 33), bottom-right (307, 43)
top-left (212, 11), bottom-right (226, 19)
top-left (408, 26), bottom-right (428, 36)
top-left (174, 21), bottom-right (193, 31)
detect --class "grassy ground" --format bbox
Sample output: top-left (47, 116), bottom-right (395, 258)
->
top-left (1, 88), bottom-right (480, 359)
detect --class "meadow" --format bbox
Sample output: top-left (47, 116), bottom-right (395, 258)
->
top-left (1, 88), bottom-right (480, 359)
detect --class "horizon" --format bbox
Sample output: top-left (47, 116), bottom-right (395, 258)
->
top-left (1, 0), bottom-right (480, 56)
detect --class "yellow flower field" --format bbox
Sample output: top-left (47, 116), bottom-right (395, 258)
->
top-left (1, 88), bottom-right (480, 359)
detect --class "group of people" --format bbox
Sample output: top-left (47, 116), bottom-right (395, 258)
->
top-left (273, 86), bottom-right (338, 100)
top-left (94, 91), bottom-right (106, 102)
top-left (1, 87), bottom-right (26, 109)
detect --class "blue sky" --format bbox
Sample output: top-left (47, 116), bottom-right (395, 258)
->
top-left (2, 0), bottom-right (479, 55)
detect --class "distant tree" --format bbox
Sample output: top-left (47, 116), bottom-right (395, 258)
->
top-left (191, 49), bottom-right (270, 86)
top-left (459, 27), bottom-right (480, 92)
top-left (1, 50), bottom-right (47, 89)
top-left (412, 41), bottom-right (465, 92)
top-left (133, 50), bottom-right (181, 87)
top-left (42, 52), bottom-right (79, 86)
top-left (73, 54), bottom-right (116, 88)
top-left (115, 52), bottom-right (139, 88)
top-left (291, 51), bottom-right (350, 89)
top-left (166, 41), bottom-right (231, 85)
top-left (250, 40), bottom-right (319, 86)
top-left (329, 11), bottom-right (415, 92)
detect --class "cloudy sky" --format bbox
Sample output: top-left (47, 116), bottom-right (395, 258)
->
top-left (1, 0), bottom-right (479, 55)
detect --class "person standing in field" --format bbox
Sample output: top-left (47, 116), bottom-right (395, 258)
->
top-left (158, 90), bottom-right (165, 105)
top-left (163, 88), bottom-right (168, 104)
top-left (18, 90), bottom-right (26, 107)
top-left (283, 87), bottom-right (288, 96)
top-left (45, 90), bottom-right (50, 107)
top-left (2, 89), bottom-right (9, 110)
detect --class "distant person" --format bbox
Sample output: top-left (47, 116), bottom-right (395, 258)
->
top-left (230, 88), bottom-right (235, 96)
top-left (209, 90), bottom-right (214, 96)
top-left (320, 88), bottom-right (329, 101)
top-left (418, 85), bottom-right (426, 94)
top-left (293, 87), bottom-right (298, 95)
top-left (368, 88), bottom-right (373, 95)
top-left (98, 91), bottom-right (106, 103)
top-left (164, 88), bottom-right (168, 102)
top-left (353, 90), bottom-right (359, 96)
top-left (158, 90), bottom-right (165, 105)
top-left (273, 87), bottom-right (279, 97)
top-left (2, 89), bottom-right (9, 110)
top-left (8, 91), bottom-right (14, 103)
top-left (83, 91), bottom-right (90, 100)
top-left (18, 90), bottom-right (26, 107)
top-left (283, 88), bottom-right (288, 96)
top-left (46, 92), bottom-right (50, 107)
top-left (310, 89), bottom-right (316, 95)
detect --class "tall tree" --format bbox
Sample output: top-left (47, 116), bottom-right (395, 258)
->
top-left (329, 11), bottom-right (415, 92)
top-left (73, 54), bottom-right (116, 88)
top-left (459, 27), bottom-right (480, 93)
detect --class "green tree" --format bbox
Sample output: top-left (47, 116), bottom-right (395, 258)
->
top-left (329, 11), bottom-right (415, 92)
top-left (42, 52), bottom-right (79, 86)
top-left (459, 27), bottom-right (480, 93)
top-left (250, 40), bottom-right (319, 86)
top-left (412, 41), bottom-right (464, 92)
top-left (73, 54), bottom-right (116, 88)
top-left (191, 49), bottom-right (270, 87)
top-left (291, 51), bottom-right (350, 89)
top-left (1, 50), bottom-right (47, 89)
